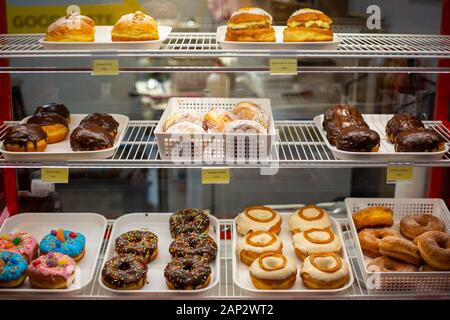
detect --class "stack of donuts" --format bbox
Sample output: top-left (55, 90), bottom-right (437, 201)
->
top-left (165, 208), bottom-right (217, 290)
top-left (0, 228), bottom-right (85, 289)
top-left (352, 206), bottom-right (450, 273)
top-left (163, 101), bottom-right (269, 135)
top-left (235, 205), bottom-right (350, 290)
top-left (1, 102), bottom-right (120, 153)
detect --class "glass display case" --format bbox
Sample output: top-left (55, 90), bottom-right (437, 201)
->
top-left (0, 0), bottom-right (449, 300)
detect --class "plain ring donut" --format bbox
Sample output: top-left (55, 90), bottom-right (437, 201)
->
top-left (400, 214), bottom-right (445, 240)
top-left (416, 231), bottom-right (450, 271)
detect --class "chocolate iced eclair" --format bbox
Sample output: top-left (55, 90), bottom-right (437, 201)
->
top-left (70, 123), bottom-right (114, 151)
top-left (34, 103), bottom-right (70, 122)
top-left (336, 127), bottom-right (380, 152)
top-left (386, 113), bottom-right (424, 143)
top-left (395, 128), bottom-right (444, 152)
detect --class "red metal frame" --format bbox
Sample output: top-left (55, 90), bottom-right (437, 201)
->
top-left (0, 0), bottom-right (19, 216)
top-left (428, 0), bottom-right (450, 205)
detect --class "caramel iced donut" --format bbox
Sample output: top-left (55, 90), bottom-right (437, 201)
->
top-left (293, 228), bottom-right (342, 261)
top-left (416, 231), bottom-right (450, 271)
top-left (300, 252), bottom-right (349, 289)
top-left (288, 205), bottom-right (331, 234)
top-left (249, 252), bottom-right (297, 290)
top-left (379, 236), bottom-right (423, 267)
top-left (358, 227), bottom-right (400, 258)
top-left (367, 256), bottom-right (418, 273)
top-left (236, 206), bottom-right (282, 236)
top-left (237, 231), bottom-right (283, 266)
top-left (400, 214), bottom-right (445, 240)
top-left (225, 7), bottom-right (275, 42)
top-left (352, 206), bottom-right (393, 231)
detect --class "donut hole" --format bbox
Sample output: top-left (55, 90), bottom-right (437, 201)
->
top-left (119, 261), bottom-right (131, 271)
top-left (416, 218), bottom-right (429, 227)
top-left (437, 238), bottom-right (449, 249)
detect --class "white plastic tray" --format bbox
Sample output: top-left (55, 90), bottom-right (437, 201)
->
top-left (217, 26), bottom-right (341, 50)
top-left (232, 211), bottom-right (354, 295)
top-left (155, 97), bottom-right (276, 161)
top-left (0, 114), bottom-right (129, 160)
top-left (314, 114), bottom-right (449, 161)
top-left (40, 26), bottom-right (172, 50)
top-left (98, 212), bottom-right (220, 295)
top-left (345, 198), bottom-right (450, 292)
top-left (0, 212), bottom-right (107, 294)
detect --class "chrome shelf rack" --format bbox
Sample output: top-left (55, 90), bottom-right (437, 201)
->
top-left (0, 120), bottom-right (448, 168)
top-left (2, 219), bottom-right (448, 300)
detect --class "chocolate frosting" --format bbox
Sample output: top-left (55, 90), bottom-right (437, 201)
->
top-left (102, 254), bottom-right (147, 288)
top-left (34, 103), bottom-right (70, 120)
top-left (115, 230), bottom-right (158, 262)
top-left (395, 128), bottom-right (443, 152)
top-left (80, 113), bottom-right (119, 134)
top-left (164, 256), bottom-right (211, 289)
top-left (27, 113), bottom-right (68, 128)
top-left (386, 113), bottom-right (424, 139)
top-left (336, 126), bottom-right (380, 152)
top-left (70, 123), bottom-right (113, 151)
top-left (169, 208), bottom-right (210, 238)
top-left (2, 124), bottom-right (47, 148)
top-left (169, 232), bottom-right (217, 263)
top-left (323, 104), bottom-right (368, 144)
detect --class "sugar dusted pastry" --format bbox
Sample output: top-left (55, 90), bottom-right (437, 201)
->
top-left (292, 227), bottom-right (342, 261)
top-left (289, 205), bottom-right (331, 234)
top-left (46, 12), bottom-right (95, 42)
top-left (112, 11), bottom-right (159, 41)
top-left (225, 7), bottom-right (275, 42)
top-left (236, 206), bottom-right (282, 236)
top-left (237, 231), bottom-right (283, 266)
top-left (249, 252), bottom-right (297, 289)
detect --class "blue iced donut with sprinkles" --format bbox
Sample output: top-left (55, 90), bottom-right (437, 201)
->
top-left (0, 251), bottom-right (28, 288)
top-left (40, 228), bottom-right (86, 262)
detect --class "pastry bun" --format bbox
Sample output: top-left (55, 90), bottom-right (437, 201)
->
top-left (112, 11), bottom-right (159, 41)
top-left (226, 7), bottom-right (275, 42)
top-left (224, 120), bottom-right (266, 134)
top-left (232, 101), bottom-right (269, 129)
top-left (165, 121), bottom-right (206, 134)
top-left (164, 111), bottom-right (203, 132)
top-left (46, 13), bottom-right (95, 42)
top-left (203, 108), bottom-right (236, 133)
top-left (284, 8), bottom-right (333, 42)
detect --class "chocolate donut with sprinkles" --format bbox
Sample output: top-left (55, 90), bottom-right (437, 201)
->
top-left (101, 254), bottom-right (148, 290)
top-left (169, 232), bottom-right (217, 263)
top-left (169, 208), bottom-right (210, 238)
top-left (115, 230), bottom-right (158, 263)
top-left (164, 256), bottom-right (212, 290)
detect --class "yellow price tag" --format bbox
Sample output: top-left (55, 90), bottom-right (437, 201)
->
top-left (41, 168), bottom-right (69, 184)
top-left (202, 169), bottom-right (230, 184)
top-left (270, 59), bottom-right (298, 75)
top-left (92, 59), bottom-right (119, 75)
top-left (386, 166), bottom-right (414, 184)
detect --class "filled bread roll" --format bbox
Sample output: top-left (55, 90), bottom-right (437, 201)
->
top-left (225, 7), bottom-right (275, 42)
top-left (112, 11), bottom-right (159, 41)
top-left (283, 8), bottom-right (333, 42)
top-left (46, 13), bottom-right (95, 42)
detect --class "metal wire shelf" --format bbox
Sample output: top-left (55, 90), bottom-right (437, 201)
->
top-left (2, 218), bottom-right (448, 300)
top-left (1, 32), bottom-right (450, 60)
top-left (0, 120), bottom-right (448, 168)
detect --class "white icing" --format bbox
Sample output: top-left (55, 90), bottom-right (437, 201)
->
top-left (231, 8), bottom-right (273, 22)
top-left (289, 208), bottom-right (331, 232)
top-left (289, 20), bottom-right (330, 29)
top-left (237, 232), bottom-right (282, 254)
top-left (250, 255), bottom-right (297, 280)
top-left (292, 230), bottom-right (342, 255)
top-left (228, 22), bottom-right (269, 30)
top-left (301, 255), bottom-right (349, 282)
top-left (165, 121), bottom-right (205, 134)
top-left (236, 208), bottom-right (281, 235)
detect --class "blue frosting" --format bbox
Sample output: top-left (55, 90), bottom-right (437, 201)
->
top-left (39, 230), bottom-right (85, 257)
top-left (0, 251), bottom-right (28, 282)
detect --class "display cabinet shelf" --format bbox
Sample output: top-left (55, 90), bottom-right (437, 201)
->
top-left (1, 33), bottom-right (450, 73)
top-left (1, 218), bottom-right (448, 300)
top-left (0, 120), bottom-right (448, 168)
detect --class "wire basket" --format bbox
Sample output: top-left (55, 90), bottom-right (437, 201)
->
top-left (155, 98), bottom-right (276, 162)
top-left (345, 198), bottom-right (450, 293)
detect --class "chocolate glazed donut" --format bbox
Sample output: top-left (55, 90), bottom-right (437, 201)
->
top-left (164, 256), bottom-right (212, 290)
top-left (80, 113), bottom-right (119, 136)
top-left (2, 124), bottom-right (47, 150)
top-left (70, 123), bottom-right (114, 151)
top-left (169, 208), bottom-right (210, 238)
top-left (101, 254), bottom-right (148, 290)
top-left (115, 230), bottom-right (158, 263)
top-left (34, 103), bottom-right (70, 121)
top-left (169, 232), bottom-right (217, 263)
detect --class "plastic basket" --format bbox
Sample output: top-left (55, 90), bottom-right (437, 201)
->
top-left (345, 198), bottom-right (450, 293)
top-left (154, 98), bottom-right (276, 162)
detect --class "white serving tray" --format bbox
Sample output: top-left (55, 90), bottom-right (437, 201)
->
top-left (98, 212), bottom-right (220, 295)
top-left (345, 198), bottom-right (450, 292)
top-left (232, 210), bottom-right (354, 295)
top-left (217, 26), bottom-right (341, 50)
top-left (40, 26), bottom-right (172, 50)
top-left (314, 114), bottom-right (449, 161)
top-left (0, 212), bottom-right (107, 294)
top-left (0, 114), bottom-right (129, 160)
